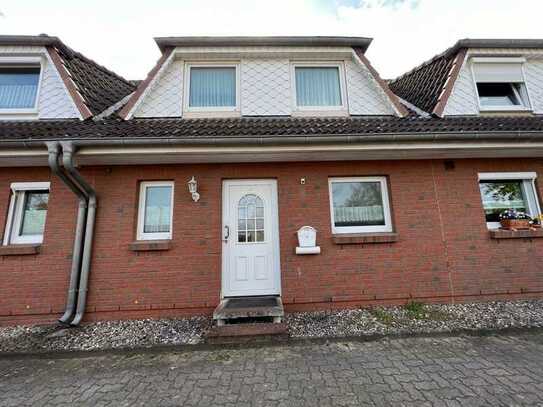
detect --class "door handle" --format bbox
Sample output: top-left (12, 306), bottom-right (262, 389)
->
top-left (223, 225), bottom-right (230, 242)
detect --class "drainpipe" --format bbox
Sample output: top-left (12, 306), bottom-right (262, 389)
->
top-left (47, 142), bottom-right (89, 325)
top-left (60, 142), bottom-right (97, 326)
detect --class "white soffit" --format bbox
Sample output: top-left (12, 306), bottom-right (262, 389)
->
top-left (171, 46), bottom-right (355, 60)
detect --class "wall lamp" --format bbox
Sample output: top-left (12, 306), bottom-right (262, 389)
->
top-left (187, 176), bottom-right (200, 202)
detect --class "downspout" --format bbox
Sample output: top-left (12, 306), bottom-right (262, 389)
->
top-left (61, 142), bottom-right (97, 326)
top-left (46, 142), bottom-right (88, 324)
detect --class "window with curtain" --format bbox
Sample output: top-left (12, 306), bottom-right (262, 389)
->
top-left (295, 66), bottom-right (342, 107)
top-left (0, 66), bottom-right (40, 109)
top-left (137, 181), bottom-right (174, 240)
top-left (188, 67), bottom-right (236, 108)
top-left (329, 177), bottom-right (392, 234)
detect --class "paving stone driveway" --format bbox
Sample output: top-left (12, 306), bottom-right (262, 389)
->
top-left (1, 332), bottom-right (543, 406)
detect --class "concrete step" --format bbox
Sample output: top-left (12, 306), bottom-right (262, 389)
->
top-left (213, 296), bottom-right (284, 326)
top-left (205, 322), bottom-right (289, 344)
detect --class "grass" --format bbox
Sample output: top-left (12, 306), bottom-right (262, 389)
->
top-left (404, 301), bottom-right (450, 321)
top-left (405, 301), bottom-right (426, 319)
top-left (370, 308), bottom-right (394, 325)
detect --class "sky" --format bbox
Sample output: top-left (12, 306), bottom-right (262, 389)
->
top-left (0, 0), bottom-right (542, 81)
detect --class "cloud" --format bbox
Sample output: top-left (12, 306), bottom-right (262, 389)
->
top-left (353, 0), bottom-right (419, 9)
top-left (1, 0), bottom-right (542, 80)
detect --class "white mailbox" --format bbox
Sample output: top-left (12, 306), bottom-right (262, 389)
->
top-left (296, 226), bottom-right (321, 255)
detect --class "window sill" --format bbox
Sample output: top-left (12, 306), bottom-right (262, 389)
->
top-left (292, 109), bottom-right (349, 117)
top-left (489, 228), bottom-right (543, 239)
top-left (0, 108), bottom-right (38, 115)
top-left (183, 111), bottom-right (240, 119)
top-left (332, 232), bottom-right (399, 245)
top-left (0, 244), bottom-right (41, 256)
top-left (129, 240), bottom-right (172, 252)
top-left (478, 106), bottom-right (532, 113)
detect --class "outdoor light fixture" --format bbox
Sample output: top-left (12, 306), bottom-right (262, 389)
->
top-left (187, 176), bottom-right (200, 202)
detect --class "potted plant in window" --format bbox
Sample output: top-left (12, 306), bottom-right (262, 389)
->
top-left (531, 214), bottom-right (543, 229)
top-left (499, 209), bottom-right (532, 230)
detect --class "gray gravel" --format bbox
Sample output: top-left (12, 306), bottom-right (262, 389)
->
top-left (286, 299), bottom-right (543, 338)
top-left (0, 316), bottom-right (211, 354)
top-left (1, 300), bottom-right (542, 354)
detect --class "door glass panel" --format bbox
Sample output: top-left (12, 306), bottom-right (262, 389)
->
top-left (237, 194), bottom-right (265, 243)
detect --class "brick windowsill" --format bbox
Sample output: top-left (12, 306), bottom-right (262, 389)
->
top-left (490, 228), bottom-right (543, 239)
top-left (129, 240), bottom-right (172, 252)
top-left (332, 232), bottom-right (399, 245)
top-left (0, 244), bottom-right (41, 256)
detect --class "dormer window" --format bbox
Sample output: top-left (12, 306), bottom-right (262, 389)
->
top-left (184, 64), bottom-right (239, 115)
top-left (477, 83), bottom-right (525, 107)
top-left (291, 63), bottom-right (347, 114)
top-left (0, 65), bottom-right (41, 111)
top-left (472, 57), bottom-right (531, 112)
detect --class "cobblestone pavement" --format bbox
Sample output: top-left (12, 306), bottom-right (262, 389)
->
top-left (1, 332), bottom-right (543, 406)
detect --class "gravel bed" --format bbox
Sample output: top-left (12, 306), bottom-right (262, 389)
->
top-left (0, 316), bottom-right (211, 353)
top-left (1, 300), bottom-right (542, 353)
top-left (286, 300), bottom-right (543, 338)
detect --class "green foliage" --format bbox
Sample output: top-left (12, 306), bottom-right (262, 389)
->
top-left (371, 308), bottom-right (393, 325)
top-left (404, 301), bottom-right (426, 319)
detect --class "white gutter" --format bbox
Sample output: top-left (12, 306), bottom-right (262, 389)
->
top-left (1, 138), bottom-right (543, 167)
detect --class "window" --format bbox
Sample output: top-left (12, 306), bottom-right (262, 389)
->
top-left (329, 177), bottom-right (393, 234)
top-left (472, 58), bottom-right (530, 111)
top-left (477, 83), bottom-right (527, 108)
top-left (478, 172), bottom-right (540, 229)
top-left (3, 182), bottom-right (50, 245)
top-left (0, 66), bottom-right (41, 110)
top-left (185, 65), bottom-right (239, 111)
top-left (237, 194), bottom-right (265, 243)
top-left (292, 64), bottom-right (346, 111)
top-left (137, 181), bottom-right (174, 240)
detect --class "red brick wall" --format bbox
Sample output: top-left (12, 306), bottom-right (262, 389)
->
top-left (1, 158), bottom-right (542, 325)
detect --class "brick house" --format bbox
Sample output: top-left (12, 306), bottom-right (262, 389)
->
top-left (0, 35), bottom-right (542, 326)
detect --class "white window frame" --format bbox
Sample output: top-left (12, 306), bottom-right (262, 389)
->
top-left (137, 181), bottom-right (174, 241)
top-left (183, 62), bottom-right (240, 114)
top-left (0, 56), bottom-right (44, 115)
top-left (291, 62), bottom-right (348, 115)
top-left (328, 176), bottom-right (393, 234)
top-left (478, 172), bottom-right (540, 230)
top-left (3, 182), bottom-right (50, 245)
top-left (470, 57), bottom-right (532, 112)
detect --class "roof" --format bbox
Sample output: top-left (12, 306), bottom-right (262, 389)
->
top-left (2, 116), bottom-right (543, 143)
top-left (0, 35), bottom-right (136, 117)
top-left (154, 36), bottom-right (373, 53)
top-left (389, 38), bottom-right (543, 116)
top-left (51, 43), bottom-right (135, 116)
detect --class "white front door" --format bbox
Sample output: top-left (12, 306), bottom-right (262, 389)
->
top-left (222, 179), bottom-right (281, 297)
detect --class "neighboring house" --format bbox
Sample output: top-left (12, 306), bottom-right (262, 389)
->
top-left (0, 36), bottom-right (542, 326)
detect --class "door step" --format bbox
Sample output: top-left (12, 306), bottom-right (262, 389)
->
top-left (206, 322), bottom-right (288, 344)
top-left (213, 296), bottom-right (284, 326)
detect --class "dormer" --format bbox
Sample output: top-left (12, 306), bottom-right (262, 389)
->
top-left (120, 36), bottom-right (407, 119)
top-left (389, 39), bottom-right (543, 117)
top-left (0, 35), bottom-right (134, 121)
